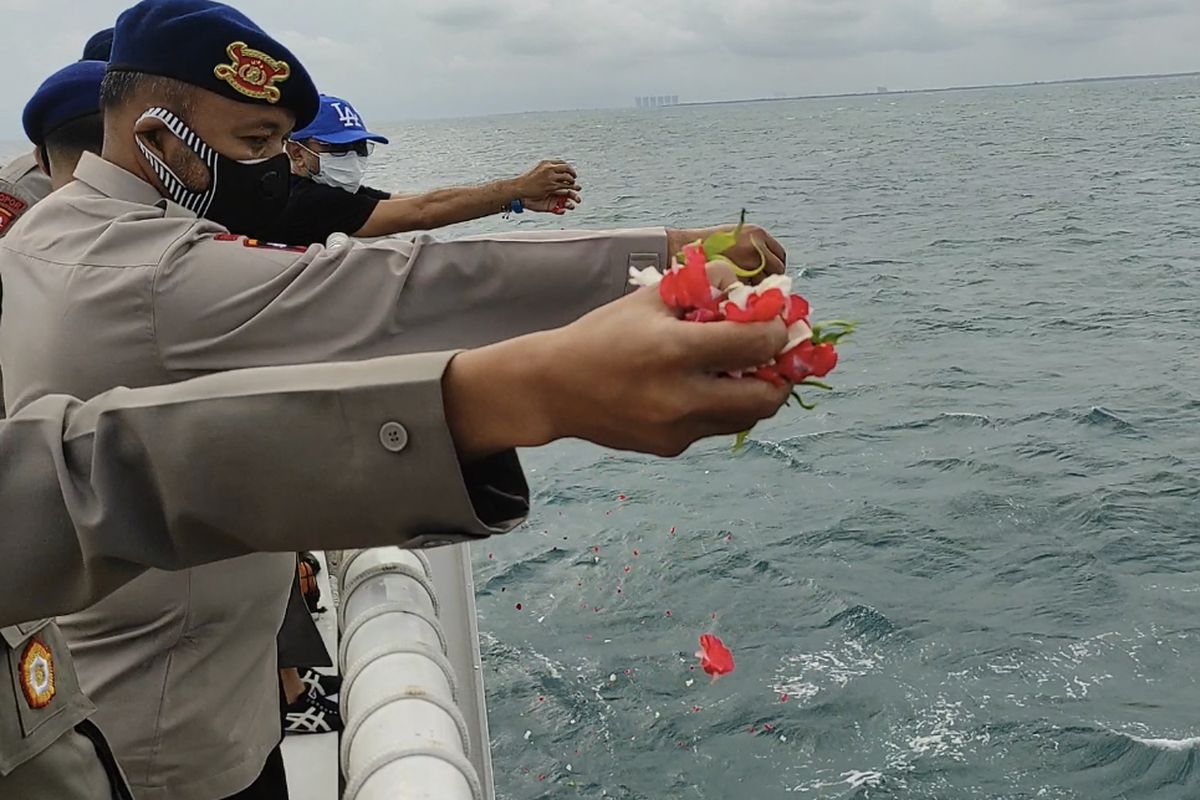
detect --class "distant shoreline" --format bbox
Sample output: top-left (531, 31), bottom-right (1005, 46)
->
top-left (676, 71), bottom-right (1200, 109)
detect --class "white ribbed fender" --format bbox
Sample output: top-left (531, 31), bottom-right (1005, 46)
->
top-left (339, 547), bottom-right (431, 595)
top-left (338, 548), bottom-right (484, 800)
top-left (345, 748), bottom-right (481, 800)
top-left (341, 564), bottom-right (439, 627)
top-left (342, 688), bottom-right (472, 773)
top-left (341, 601), bottom-right (448, 660)
top-left (342, 643), bottom-right (459, 712)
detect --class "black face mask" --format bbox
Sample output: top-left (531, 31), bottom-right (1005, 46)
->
top-left (135, 106), bottom-right (291, 235)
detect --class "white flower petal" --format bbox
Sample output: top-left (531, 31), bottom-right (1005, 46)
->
top-left (783, 320), bottom-right (813, 352)
top-left (755, 275), bottom-right (793, 295)
top-left (725, 283), bottom-right (753, 309)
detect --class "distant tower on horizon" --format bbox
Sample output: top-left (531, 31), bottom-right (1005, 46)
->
top-left (634, 95), bottom-right (680, 108)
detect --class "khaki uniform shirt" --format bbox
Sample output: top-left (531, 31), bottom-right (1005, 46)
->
top-left (0, 152), bottom-right (666, 799)
top-left (0, 152), bottom-right (52, 417)
top-left (0, 354), bottom-right (529, 798)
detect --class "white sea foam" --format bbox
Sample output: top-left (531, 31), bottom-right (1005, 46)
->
top-left (1125, 733), bottom-right (1200, 752)
top-left (842, 770), bottom-right (884, 788)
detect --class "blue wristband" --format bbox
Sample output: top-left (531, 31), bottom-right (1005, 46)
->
top-left (510, 198), bottom-right (524, 214)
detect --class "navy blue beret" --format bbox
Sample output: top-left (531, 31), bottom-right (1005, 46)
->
top-left (22, 60), bottom-right (107, 145)
top-left (108, 0), bottom-right (319, 129)
top-left (82, 28), bottom-right (114, 61)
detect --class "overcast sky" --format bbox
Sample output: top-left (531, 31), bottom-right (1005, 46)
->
top-left (2, 0), bottom-right (1197, 137)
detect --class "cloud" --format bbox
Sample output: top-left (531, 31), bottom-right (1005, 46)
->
top-left (420, 2), bottom-right (509, 30)
top-left (0, 0), bottom-right (1196, 137)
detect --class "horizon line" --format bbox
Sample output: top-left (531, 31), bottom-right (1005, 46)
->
top-left (673, 70), bottom-right (1200, 108)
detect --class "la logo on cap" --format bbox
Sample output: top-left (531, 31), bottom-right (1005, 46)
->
top-left (331, 101), bottom-right (361, 128)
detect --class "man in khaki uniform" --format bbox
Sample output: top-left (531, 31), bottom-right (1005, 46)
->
top-left (0, 154), bottom-right (49, 411)
top-left (0, 26), bottom-right (110, 242)
top-left (0, 1), bottom-right (791, 797)
top-left (0, 26), bottom-right (111, 241)
top-left (0, 294), bottom-right (793, 800)
top-left (1, 54), bottom-right (107, 415)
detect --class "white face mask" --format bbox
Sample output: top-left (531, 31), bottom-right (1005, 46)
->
top-left (311, 151), bottom-right (368, 194)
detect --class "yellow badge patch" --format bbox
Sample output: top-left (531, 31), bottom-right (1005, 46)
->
top-left (19, 638), bottom-right (55, 709)
top-left (213, 42), bottom-right (290, 104)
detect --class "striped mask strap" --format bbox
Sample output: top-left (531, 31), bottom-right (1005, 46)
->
top-left (135, 107), bottom-right (220, 218)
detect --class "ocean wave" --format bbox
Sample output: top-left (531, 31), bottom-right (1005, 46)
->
top-left (1126, 733), bottom-right (1200, 752)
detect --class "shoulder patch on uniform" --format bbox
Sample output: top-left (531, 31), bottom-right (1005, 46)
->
top-left (19, 638), bottom-right (56, 709)
top-left (212, 233), bottom-right (307, 252)
top-left (0, 192), bottom-right (29, 235)
top-left (0, 192), bottom-right (28, 215)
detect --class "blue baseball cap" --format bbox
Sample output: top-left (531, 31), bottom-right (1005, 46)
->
top-left (292, 94), bottom-right (389, 145)
top-left (108, 0), bottom-right (319, 129)
top-left (82, 27), bottom-right (114, 61)
top-left (22, 60), bottom-right (106, 145)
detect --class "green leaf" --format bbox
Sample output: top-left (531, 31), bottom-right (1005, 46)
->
top-left (809, 320), bottom-right (857, 346)
top-left (800, 378), bottom-right (833, 391)
top-left (702, 209), bottom-right (748, 260)
top-left (741, 236), bottom-right (769, 279)
top-left (791, 390), bottom-right (817, 411)
top-left (702, 231), bottom-right (737, 260)
top-left (733, 428), bottom-right (752, 452)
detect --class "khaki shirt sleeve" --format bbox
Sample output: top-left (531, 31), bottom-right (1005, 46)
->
top-left (153, 225), bottom-right (667, 372)
top-left (0, 155), bottom-right (51, 239)
top-left (0, 352), bottom-right (528, 627)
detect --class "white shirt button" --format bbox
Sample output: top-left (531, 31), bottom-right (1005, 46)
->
top-left (379, 421), bottom-right (409, 452)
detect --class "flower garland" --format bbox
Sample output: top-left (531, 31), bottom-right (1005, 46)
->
top-left (630, 211), bottom-right (854, 449)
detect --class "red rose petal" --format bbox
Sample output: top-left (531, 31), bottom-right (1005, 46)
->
top-left (777, 340), bottom-right (838, 383)
top-left (697, 633), bottom-right (736, 676)
top-left (723, 288), bottom-right (786, 323)
top-left (782, 294), bottom-right (811, 326)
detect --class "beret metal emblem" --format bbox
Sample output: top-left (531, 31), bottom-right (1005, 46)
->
top-left (213, 41), bottom-right (290, 103)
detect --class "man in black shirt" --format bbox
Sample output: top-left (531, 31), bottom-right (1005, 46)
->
top-left (260, 93), bottom-right (581, 246)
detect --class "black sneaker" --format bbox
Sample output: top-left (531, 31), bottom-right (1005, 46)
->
top-left (299, 668), bottom-right (342, 698)
top-left (283, 691), bottom-right (342, 735)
